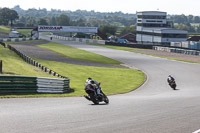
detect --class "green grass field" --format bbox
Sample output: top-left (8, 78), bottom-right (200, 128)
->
top-left (33, 59), bottom-right (145, 96)
top-left (17, 29), bottom-right (32, 37)
top-left (0, 45), bottom-right (55, 77)
top-left (37, 42), bottom-right (121, 64)
top-left (0, 26), bottom-right (10, 34)
top-left (0, 26), bottom-right (32, 36)
top-left (0, 41), bottom-right (145, 97)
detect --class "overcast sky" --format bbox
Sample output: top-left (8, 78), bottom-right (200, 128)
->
top-left (1, 0), bottom-right (200, 16)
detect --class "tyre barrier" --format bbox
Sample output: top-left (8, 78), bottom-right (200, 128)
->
top-left (0, 75), bottom-right (70, 94)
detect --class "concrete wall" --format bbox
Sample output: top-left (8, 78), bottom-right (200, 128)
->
top-left (153, 46), bottom-right (200, 56)
top-left (0, 37), bottom-right (38, 42)
top-left (53, 35), bottom-right (105, 44)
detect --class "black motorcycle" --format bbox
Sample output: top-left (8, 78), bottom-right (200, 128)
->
top-left (169, 80), bottom-right (177, 90)
top-left (84, 83), bottom-right (109, 104)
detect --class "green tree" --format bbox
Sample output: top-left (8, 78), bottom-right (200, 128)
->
top-left (50, 16), bottom-right (57, 25)
top-left (0, 8), bottom-right (19, 26)
top-left (196, 24), bottom-right (200, 33)
top-left (26, 17), bottom-right (37, 27)
top-left (9, 9), bottom-right (19, 26)
top-left (99, 24), bottom-right (117, 36)
top-left (56, 14), bottom-right (70, 26)
top-left (188, 15), bottom-right (194, 23)
top-left (120, 25), bottom-right (136, 34)
top-left (74, 17), bottom-right (86, 26)
top-left (174, 24), bottom-right (190, 31)
top-left (19, 16), bottom-right (27, 24)
top-left (38, 18), bottom-right (48, 25)
top-left (193, 16), bottom-right (200, 23)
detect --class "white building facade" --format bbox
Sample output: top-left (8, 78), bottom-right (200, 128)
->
top-left (136, 11), bottom-right (188, 45)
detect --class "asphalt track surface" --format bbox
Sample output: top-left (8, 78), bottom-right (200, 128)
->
top-left (1, 35), bottom-right (200, 133)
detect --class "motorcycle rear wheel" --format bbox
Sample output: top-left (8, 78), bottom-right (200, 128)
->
top-left (89, 93), bottom-right (99, 105)
top-left (172, 84), bottom-right (176, 90)
top-left (104, 95), bottom-right (109, 104)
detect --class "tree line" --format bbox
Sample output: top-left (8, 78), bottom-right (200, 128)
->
top-left (170, 14), bottom-right (200, 33)
top-left (1, 5), bottom-right (200, 36)
top-left (0, 5), bottom-right (136, 36)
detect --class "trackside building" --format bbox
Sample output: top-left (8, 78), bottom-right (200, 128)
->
top-left (136, 11), bottom-right (188, 45)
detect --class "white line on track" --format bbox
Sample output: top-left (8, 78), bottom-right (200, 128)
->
top-left (193, 129), bottom-right (200, 133)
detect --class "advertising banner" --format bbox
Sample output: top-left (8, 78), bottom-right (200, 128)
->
top-left (38, 25), bottom-right (98, 33)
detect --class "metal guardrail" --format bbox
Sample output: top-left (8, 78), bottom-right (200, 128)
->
top-left (6, 44), bottom-right (66, 78)
top-left (0, 37), bottom-right (38, 42)
top-left (153, 46), bottom-right (200, 56)
top-left (0, 75), bottom-right (70, 94)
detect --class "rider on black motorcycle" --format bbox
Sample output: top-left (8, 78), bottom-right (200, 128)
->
top-left (84, 78), bottom-right (109, 104)
top-left (85, 78), bottom-right (102, 97)
top-left (167, 75), bottom-right (175, 84)
top-left (167, 75), bottom-right (177, 90)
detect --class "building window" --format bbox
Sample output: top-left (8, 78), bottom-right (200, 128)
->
top-left (146, 20), bottom-right (156, 22)
top-left (137, 23), bottom-right (167, 27)
top-left (137, 31), bottom-right (187, 38)
top-left (137, 15), bottom-right (142, 18)
top-left (162, 34), bottom-right (187, 38)
top-left (137, 15), bottom-right (166, 19)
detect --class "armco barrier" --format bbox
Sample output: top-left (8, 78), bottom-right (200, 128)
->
top-left (0, 75), bottom-right (70, 94)
top-left (6, 44), bottom-right (66, 79)
top-left (0, 37), bottom-right (38, 42)
top-left (153, 46), bottom-right (200, 56)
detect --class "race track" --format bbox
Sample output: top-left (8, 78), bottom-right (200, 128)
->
top-left (1, 35), bottom-right (200, 133)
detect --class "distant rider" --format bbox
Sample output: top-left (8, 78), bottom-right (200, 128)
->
top-left (167, 75), bottom-right (175, 84)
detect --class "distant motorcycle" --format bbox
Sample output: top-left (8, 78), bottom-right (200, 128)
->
top-left (84, 83), bottom-right (109, 104)
top-left (169, 80), bottom-right (177, 90)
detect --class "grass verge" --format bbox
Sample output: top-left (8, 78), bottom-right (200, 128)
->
top-left (0, 43), bottom-right (145, 98)
top-left (0, 26), bottom-right (32, 36)
top-left (0, 26), bottom-right (10, 34)
top-left (0, 45), bottom-right (56, 77)
top-left (16, 29), bottom-right (32, 37)
top-left (37, 42), bottom-right (121, 64)
top-left (27, 59), bottom-right (145, 97)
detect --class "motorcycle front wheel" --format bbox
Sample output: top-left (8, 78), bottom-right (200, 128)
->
top-left (104, 95), bottom-right (109, 104)
top-left (172, 84), bottom-right (176, 90)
